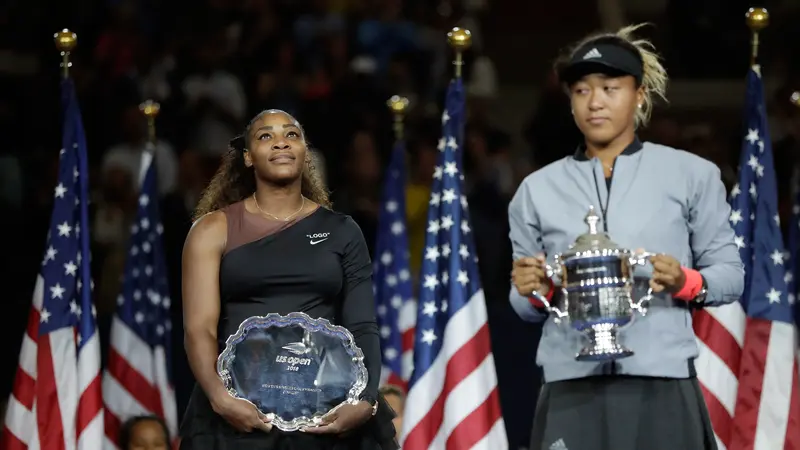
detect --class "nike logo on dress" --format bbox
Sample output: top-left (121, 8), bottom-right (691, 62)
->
top-left (309, 238), bottom-right (328, 245)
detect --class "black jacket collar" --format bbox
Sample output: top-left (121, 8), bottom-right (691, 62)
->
top-left (572, 136), bottom-right (643, 161)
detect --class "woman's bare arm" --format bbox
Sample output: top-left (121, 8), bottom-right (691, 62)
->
top-left (182, 211), bottom-right (229, 409)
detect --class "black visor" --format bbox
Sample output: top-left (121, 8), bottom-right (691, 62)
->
top-left (558, 41), bottom-right (644, 86)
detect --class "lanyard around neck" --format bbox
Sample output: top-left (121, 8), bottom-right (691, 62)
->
top-left (591, 165), bottom-right (612, 233)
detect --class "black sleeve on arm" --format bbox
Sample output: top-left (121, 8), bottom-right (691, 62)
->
top-left (339, 217), bottom-right (381, 399)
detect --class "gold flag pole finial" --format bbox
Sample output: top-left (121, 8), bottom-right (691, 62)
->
top-left (139, 100), bottom-right (161, 146)
top-left (791, 91), bottom-right (800, 108)
top-left (54, 29), bottom-right (77, 79)
top-left (387, 95), bottom-right (410, 142)
top-left (745, 7), bottom-right (769, 66)
top-left (447, 27), bottom-right (472, 79)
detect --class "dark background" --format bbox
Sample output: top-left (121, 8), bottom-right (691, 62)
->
top-left (2, 1), bottom-right (800, 448)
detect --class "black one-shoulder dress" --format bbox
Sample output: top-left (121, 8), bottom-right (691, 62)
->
top-left (179, 202), bottom-right (398, 450)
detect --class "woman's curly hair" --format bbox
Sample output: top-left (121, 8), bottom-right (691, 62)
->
top-left (193, 110), bottom-right (331, 221)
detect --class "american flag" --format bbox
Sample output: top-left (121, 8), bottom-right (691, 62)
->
top-left (102, 146), bottom-right (178, 447)
top-left (1, 79), bottom-right (104, 450)
top-left (400, 78), bottom-right (507, 449)
top-left (693, 66), bottom-right (800, 450)
top-left (374, 139), bottom-right (416, 390)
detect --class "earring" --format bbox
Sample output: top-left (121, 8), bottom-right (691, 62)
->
top-left (638, 104), bottom-right (642, 109)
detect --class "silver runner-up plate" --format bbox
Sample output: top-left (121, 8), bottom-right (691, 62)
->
top-left (216, 312), bottom-right (368, 432)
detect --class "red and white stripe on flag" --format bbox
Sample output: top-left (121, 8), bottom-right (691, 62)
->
top-left (1, 276), bottom-right (104, 450)
top-left (103, 316), bottom-right (178, 448)
top-left (380, 298), bottom-right (417, 391)
top-left (695, 305), bottom-right (800, 450)
top-left (400, 290), bottom-right (507, 450)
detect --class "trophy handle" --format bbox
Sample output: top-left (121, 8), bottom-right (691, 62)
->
top-left (628, 251), bottom-right (655, 316)
top-left (531, 264), bottom-right (569, 323)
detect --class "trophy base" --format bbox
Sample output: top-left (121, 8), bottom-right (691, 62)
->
top-left (575, 322), bottom-right (633, 361)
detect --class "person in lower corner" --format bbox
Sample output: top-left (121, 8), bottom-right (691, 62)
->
top-left (119, 415), bottom-right (171, 450)
top-left (509, 24), bottom-right (744, 450)
top-left (378, 385), bottom-right (406, 440)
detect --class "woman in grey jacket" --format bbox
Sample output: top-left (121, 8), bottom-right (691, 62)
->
top-left (509, 24), bottom-right (744, 450)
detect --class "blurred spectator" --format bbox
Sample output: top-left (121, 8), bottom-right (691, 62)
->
top-left (683, 123), bottom-right (736, 191)
top-left (379, 384), bottom-right (406, 440)
top-left (102, 104), bottom-right (178, 196)
top-left (405, 136), bottom-right (438, 282)
top-left (93, 162), bottom-right (135, 315)
top-left (466, 53), bottom-right (498, 104)
top-left (118, 415), bottom-right (171, 450)
top-left (94, 2), bottom-right (146, 81)
top-left (181, 27), bottom-right (247, 158)
top-left (356, 0), bottom-right (419, 74)
top-left (0, 154), bottom-right (22, 209)
top-left (332, 130), bottom-right (382, 255)
top-left (129, 41), bottom-right (177, 105)
top-left (523, 71), bottom-right (582, 168)
top-left (294, 0), bottom-right (346, 64)
top-left (644, 116), bottom-right (683, 149)
top-left (249, 40), bottom-right (303, 118)
top-left (94, 163), bottom-right (136, 250)
top-left (774, 83), bottom-right (800, 229)
top-left (383, 52), bottom-right (419, 113)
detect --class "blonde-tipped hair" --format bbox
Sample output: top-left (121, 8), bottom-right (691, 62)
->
top-left (560, 23), bottom-right (669, 128)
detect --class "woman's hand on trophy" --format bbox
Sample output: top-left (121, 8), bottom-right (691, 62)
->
top-left (212, 396), bottom-right (273, 433)
top-left (649, 253), bottom-right (687, 294)
top-left (512, 254), bottom-right (549, 297)
top-left (300, 401), bottom-right (374, 435)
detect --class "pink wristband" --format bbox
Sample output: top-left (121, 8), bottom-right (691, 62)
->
top-left (674, 267), bottom-right (703, 301)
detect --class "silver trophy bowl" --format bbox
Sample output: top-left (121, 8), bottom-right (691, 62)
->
top-left (216, 312), bottom-right (368, 432)
top-left (531, 206), bottom-right (653, 361)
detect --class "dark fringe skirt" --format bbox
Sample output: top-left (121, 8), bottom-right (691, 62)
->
top-left (530, 376), bottom-right (717, 450)
top-left (179, 385), bottom-right (399, 450)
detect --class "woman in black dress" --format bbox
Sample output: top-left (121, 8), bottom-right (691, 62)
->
top-left (179, 109), bottom-right (397, 449)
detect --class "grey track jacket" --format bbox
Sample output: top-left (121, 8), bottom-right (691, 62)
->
top-left (508, 139), bottom-right (744, 383)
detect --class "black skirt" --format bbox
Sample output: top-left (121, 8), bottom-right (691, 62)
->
top-left (530, 376), bottom-right (717, 450)
top-left (179, 385), bottom-right (399, 450)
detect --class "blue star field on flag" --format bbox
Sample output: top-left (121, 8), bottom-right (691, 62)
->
top-left (38, 79), bottom-right (97, 348)
top-left (408, 78), bottom-right (482, 385)
top-left (374, 139), bottom-right (414, 379)
top-left (116, 149), bottom-right (173, 371)
top-left (728, 66), bottom-right (792, 323)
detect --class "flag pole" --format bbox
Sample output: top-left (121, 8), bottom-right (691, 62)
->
top-left (54, 29), bottom-right (77, 79)
top-left (745, 7), bottom-right (769, 67)
top-left (446, 27), bottom-right (472, 79)
top-left (387, 95), bottom-right (410, 142)
top-left (400, 23), bottom-right (509, 449)
top-left (140, 99), bottom-right (161, 147)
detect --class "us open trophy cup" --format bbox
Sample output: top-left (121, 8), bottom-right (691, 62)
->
top-left (531, 207), bottom-right (654, 361)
